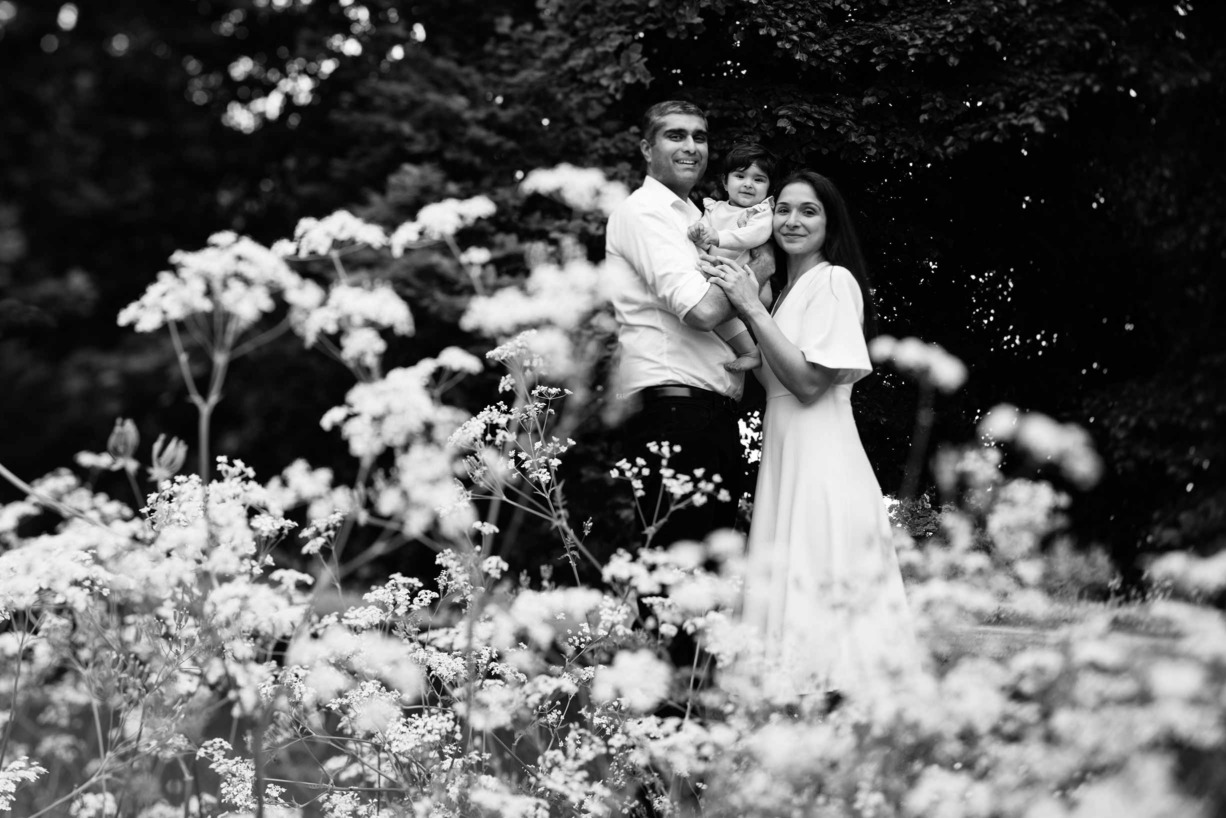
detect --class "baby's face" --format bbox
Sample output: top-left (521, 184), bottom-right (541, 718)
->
top-left (724, 161), bottom-right (771, 208)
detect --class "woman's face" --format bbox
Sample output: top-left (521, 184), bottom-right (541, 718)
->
top-left (773, 181), bottom-right (827, 259)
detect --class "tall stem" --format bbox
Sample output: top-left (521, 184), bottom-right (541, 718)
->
top-left (901, 383), bottom-right (936, 501)
top-left (197, 403), bottom-right (216, 484)
top-left (326, 457), bottom-right (372, 588)
top-left (167, 321), bottom-right (213, 481)
top-left (123, 467), bottom-right (145, 513)
top-left (0, 627), bottom-right (29, 766)
top-left (252, 713), bottom-right (267, 818)
top-left (0, 461), bottom-right (110, 531)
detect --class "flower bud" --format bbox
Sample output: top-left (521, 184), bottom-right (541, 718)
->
top-left (149, 433), bottom-right (188, 483)
top-left (107, 418), bottom-right (139, 462)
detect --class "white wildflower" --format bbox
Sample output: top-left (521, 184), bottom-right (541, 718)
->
top-left (1147, 549), bottom-right (1226, 599)
top-left (481, 555), bottom-right (509, 579)
top-left (388, 220), bottom-right (423, 256)
top-left (391, 195), bottom-right (496, 255)
top-left (290, 279), bottom-right (411, 350)
top-left (459, 246), bottom-right (493, 266)
top-left (349, 695), bottom-right (402, 736)
top-left (520, 163), bottom-right (629, 215)
top-left (289, 210), bottom-right (388, 257)
top-left (70, 792), bottom-right (119, 818)
top-left (460, 258), bottom-right (615, 337)
top-left (321, 366), bottom-right (443, 459)
top-left (434, 345), bottom-right (484, 374)
top-left (118, 232), bottom-right (300, 333)
top-left (903, 766), bottom-right (993, 818)
top-left (504, 586), bottom-right (608, 649)
top-left (870, 335), bottom-right (968, 393)
top-left (977, 403), bottom-right (1020, 441)
top-left (0, 757), bottom-right (48, 812)
top-left (591, 649), bottom-right (673, 712)
top-left (339, 326), bottom-right (387, 370)
top-left (205, 580), bottom-right (303, 640)
top-left (979, 405), bottom-right (1103, 489)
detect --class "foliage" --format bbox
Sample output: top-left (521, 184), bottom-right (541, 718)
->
top-left (2, 0), bottom-right (1224, 559)
top-left (4, 0), bottom-right (1221, 564)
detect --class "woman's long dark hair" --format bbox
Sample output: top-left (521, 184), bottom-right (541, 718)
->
top-left (771, 170), bottom-right (878, 339)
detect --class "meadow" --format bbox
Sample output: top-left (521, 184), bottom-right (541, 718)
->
top-left (2, 170), bottom-right (1223, 817)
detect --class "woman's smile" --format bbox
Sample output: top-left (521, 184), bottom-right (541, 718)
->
top-left (773, 181), bottom-right (828, 265)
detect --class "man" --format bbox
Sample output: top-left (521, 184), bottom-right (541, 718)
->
top-left (606, 100), bottom-right (773, 547)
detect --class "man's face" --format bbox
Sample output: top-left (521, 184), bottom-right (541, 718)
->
top-left (640, 113), bottom-right (708, 197)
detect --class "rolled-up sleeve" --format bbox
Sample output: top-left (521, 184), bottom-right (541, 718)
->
top-left (609, 206), bottom-right (711, 319)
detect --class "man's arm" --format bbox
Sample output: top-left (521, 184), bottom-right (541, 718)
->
top-left (610, 203), bottom-right (731, 328)
top-left (688, 245), bottom-right (775, 330)
top-left (682, 276), bottom-right (738, 330)
top-left (746, 242), bottom-right (775, 286)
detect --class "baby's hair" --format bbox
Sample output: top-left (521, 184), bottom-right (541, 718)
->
top-left (719, 143), bottom-right (777, 181)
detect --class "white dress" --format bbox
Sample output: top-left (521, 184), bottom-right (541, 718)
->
top-left (741, 262), bottom-right (920, 700)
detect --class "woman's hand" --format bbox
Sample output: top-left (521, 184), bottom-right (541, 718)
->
top-left (699, 255), bottom-right (764, 317)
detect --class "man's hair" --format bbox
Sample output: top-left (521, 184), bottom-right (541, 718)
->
top-left (640, 100), bottom-right (707, 144)
top-left (719, 143), bottom-right (777, 182)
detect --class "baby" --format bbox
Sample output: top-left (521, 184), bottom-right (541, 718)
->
top-left (688, 143), bottom-right (776, 371)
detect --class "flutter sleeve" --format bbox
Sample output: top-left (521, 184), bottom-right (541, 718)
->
top-left (796, 265), bottom-right (872, 384)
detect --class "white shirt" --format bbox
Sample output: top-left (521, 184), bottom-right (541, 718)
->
top-left (606, 176), bottom-right (745, 400)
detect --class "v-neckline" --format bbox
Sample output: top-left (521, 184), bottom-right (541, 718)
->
top-left (771, 261), bottom-right (829, 316)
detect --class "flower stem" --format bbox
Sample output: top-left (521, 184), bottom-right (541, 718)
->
top-left (901, 383), bottom-right (936, 501)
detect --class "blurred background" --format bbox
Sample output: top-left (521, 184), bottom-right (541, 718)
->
top-left (0, 0), bottom-right (1222, 581)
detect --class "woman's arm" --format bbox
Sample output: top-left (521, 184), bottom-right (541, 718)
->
top-left (741, 301), bottom-right (836, 403)
top-left (703, 259), bottom-right (836, 404)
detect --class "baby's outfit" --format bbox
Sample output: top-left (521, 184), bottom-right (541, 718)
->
top-left (700, 197), bottom-right (775, 264)
top-left (697, 196), bottom-right (775, 343)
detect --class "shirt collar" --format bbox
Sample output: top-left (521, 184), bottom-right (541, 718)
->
top-left (642, 175), bottom-right (698, 213)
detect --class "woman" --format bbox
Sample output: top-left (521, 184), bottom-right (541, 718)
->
top-left (705, 170), bottom-right (920, 700)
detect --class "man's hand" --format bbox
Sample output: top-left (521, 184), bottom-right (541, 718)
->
top-left (758, 280), bottom-right (774, 309)
top-left (746, 242), bottom-right (775, 285)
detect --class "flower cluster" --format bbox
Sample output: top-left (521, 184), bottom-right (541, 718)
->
top-left (869, 334), bottom-right (969, 393)
top-left (118, 231), bottom-right (318, 333)
top-left (461, 258), bottom-right (629, 338)
top-left (292, 280), bottom-right (415, 370)
top-left (389, 195), bottom-right (496, 254)
top-left (1145, 549), bottom-right (1226, 601)
top-left (320, 360), bottom-right (466, 460)
top-left (699, 596), bottom-right (1226, 818)
top-left (978, 403), bottom-right (1104, 489)
top-left (609, 442), bottom-right (733, 545)
top-left (738, 409), bottom-right (763, 465)
top-left (0, 759), bottom-right (46, 812)
top-left (519, 163), bottom-right (629, 215)
top-left (276, 210), bottom-right (389, 258)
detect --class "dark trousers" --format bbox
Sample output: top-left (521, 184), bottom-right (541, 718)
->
top-left (620, 391), bottom-right (744, 549)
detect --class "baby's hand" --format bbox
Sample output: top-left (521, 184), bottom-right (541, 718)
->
top-left (688, 221), bottom-right (716, 247)
top-left (725, 348), bottom-right (762, 372)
